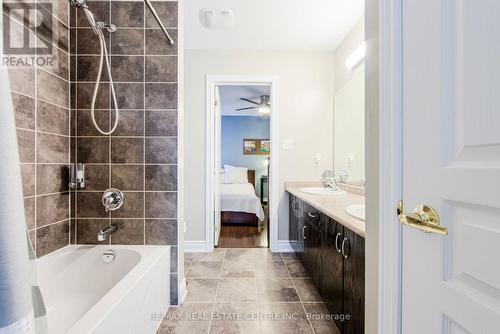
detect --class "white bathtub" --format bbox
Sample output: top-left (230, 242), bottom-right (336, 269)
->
top-left (37, 245), bottom-right (170, 334)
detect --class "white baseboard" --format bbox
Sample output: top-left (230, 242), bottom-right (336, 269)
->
top-left (275, 240), bottom-right (294, 253)
top-left (184, 240), bottom-right (294, 253)
top-left (184, 240), bottom-right (209, 253)
top-left (185, 240), bottom-right (294, 253)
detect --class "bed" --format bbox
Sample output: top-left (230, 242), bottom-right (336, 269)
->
top-left (220, 170), bottom-right (265, 225)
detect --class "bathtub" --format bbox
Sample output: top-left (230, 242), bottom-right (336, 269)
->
top-left (37, 245), bottom-right (170, 334)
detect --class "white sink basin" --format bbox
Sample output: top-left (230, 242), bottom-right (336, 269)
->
top-left (345, 204), bottom-right (365, 221)
top-left (299, 187), bottom-right (346, 195)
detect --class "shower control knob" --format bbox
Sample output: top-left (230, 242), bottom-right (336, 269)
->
top-left (68, 0), bottom-right (87, 8)
top-left (102, 188), bottom-right (124, 212)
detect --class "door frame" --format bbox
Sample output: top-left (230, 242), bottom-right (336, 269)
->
top-left (373, 0), bottom-right (403, 333)
top-left (205, 75), bottom-right (279, 252)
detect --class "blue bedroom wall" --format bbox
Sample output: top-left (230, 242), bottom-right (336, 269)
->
top-left (221, 116), bottom-right (270, 196)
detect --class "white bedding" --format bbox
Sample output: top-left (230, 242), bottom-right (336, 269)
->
top-left (220, 183), bottom-right (265, 221)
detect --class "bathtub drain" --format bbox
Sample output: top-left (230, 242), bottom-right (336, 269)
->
top-left (102, 250), bottom-right (116, 263)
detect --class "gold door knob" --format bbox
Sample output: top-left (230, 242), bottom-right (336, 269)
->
top-left (397, 201), bottom-right (448, 235)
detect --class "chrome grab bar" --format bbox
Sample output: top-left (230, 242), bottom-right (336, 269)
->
top-left (144, 0), bottom-right (174, 45)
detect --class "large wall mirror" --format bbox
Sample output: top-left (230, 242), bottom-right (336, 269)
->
top-left (334, 68), bottom-right (365, 185)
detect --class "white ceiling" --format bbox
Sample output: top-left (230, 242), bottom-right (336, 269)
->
top-left (185, 0), bottom-right (364, 50)
top-left (219, 85), bottom-right (271, 116)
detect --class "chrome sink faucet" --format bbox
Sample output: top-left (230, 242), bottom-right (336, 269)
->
top-left (321, 170), bottom-right (341, 191)
top-left (97, 224), bottom-right (118, 241)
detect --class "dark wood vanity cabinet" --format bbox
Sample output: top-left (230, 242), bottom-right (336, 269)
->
top-left (288, 194), bottom-right (365, 334)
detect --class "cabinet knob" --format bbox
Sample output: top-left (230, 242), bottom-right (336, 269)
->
top-left (302, 225), bottom-right (307, 239)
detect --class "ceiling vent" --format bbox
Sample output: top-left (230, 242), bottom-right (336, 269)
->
top-left (199, 8), bottom-right (234, 30)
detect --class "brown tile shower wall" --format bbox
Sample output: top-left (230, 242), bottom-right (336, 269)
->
top-left (69, 0), bottom-right (179, 304)
top-left (4, 0), bottom-right (71, 257)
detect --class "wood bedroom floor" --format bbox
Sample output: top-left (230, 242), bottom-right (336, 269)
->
top-left (218, 205), bottom-right (269, 248)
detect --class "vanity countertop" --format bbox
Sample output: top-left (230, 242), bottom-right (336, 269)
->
top-left (285, 182), bottom-right (366, 237)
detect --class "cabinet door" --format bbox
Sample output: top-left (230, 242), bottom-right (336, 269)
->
top-left (321, 217), bottom-right (344, 332)
top-left (310, 214), bottom-right (322, 289)
top-left (302, 204), bottom-right (321, 286)
top-left (297, 199), bottom-right (304, 257)
top-left (302, 204), bottom-right (313, 274)
top-left (288, 195), bottom-right (298, 252)
top-left (343, 228), bottom-right (365, 334)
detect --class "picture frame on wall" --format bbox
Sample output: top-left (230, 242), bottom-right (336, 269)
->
top-left (243, 139), bottom-right (270, 155)
top-left (260, 140), bottom-right (270, 154)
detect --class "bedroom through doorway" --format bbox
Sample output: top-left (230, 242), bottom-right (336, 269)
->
top-left (206, 75), bottom-right (278, 252)
top-left (210, 82), bottom-right (273, 249)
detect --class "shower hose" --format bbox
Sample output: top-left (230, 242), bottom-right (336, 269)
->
top-left (90, 29), bottom-right (119, 135)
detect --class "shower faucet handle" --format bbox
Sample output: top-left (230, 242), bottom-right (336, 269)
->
top-left (102, 188), bottom-right (124, 213)
top-left (68, 0), bottom-right (87, 8)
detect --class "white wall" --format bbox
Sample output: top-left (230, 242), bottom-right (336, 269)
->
top-left (184, 50), bottom-right (335, 242)
top-left (221, 116), bottom-right (270, 194)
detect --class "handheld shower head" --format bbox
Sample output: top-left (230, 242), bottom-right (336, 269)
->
top-left (68, 0), bottom-right (111, 35)
top-left (68, 0), bottom-right (87, 8)
top-left (68, 0), bottom-right (120, 135)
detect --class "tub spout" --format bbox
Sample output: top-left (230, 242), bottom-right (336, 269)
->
top-left (97, 224), bottom-right (118, 241)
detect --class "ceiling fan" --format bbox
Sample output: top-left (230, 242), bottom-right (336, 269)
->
top-left (236, 95), bottom-right (271, 114)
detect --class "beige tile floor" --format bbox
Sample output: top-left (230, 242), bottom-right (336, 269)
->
top-left (156, 248), bottom-right (340, 334)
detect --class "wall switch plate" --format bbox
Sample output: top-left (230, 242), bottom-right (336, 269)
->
top-left (345, 153), bottom-right (355, 167)
top-left (314, 153), bottom-right (322, 167)
top-left (282, 139), bottom-right (293, 150)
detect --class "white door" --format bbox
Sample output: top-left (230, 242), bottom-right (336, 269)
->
top-left (214, 86), bottom-right (222, 246)
top-left (402, 1), bottom-right (500, 333)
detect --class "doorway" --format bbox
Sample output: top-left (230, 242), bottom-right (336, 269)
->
top-left (206, 75), bottom-right (278, 251)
